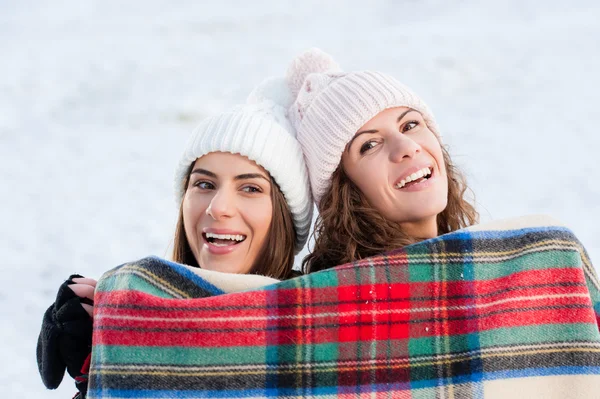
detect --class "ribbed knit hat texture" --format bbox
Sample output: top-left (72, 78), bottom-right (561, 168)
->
top-left (174, 77), bottom-right (313, 253)
top-left (286, 48), bottom-right (439, 205)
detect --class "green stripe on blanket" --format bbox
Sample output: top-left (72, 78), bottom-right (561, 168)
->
top-left (88, 216), bottom-right (600, 398)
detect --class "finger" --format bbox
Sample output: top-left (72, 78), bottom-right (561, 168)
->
top-left (68, 284), bottom-right (95, 301)
top-left (71, 277), bottom-right (97, 287)
top-left (80, 303), bottom-right (94, 317)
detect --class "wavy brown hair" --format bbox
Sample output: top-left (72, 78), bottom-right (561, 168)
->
top-left (172, 163), bottom-right (297, 280)
top-left (302, 145), bottom-right (478, 273)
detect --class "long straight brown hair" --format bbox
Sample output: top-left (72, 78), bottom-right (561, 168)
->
top-left (302, 145), bottom-right (479, 273)
top-left (172, 164), bottom-right (297, 280)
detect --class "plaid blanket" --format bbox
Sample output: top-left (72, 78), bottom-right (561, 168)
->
top-left (88, 215), bottom-right (600, 398)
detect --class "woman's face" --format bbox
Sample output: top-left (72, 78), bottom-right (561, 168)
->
top-left (182, 152), bottom-right (273, 274)
top-left (341, 107), bottom-right (448, 238)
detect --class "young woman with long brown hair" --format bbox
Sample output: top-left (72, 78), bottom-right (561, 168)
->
top-left (169, 76), bottom-right (312, 280)
top-left (36, 77), bottom-right (313, 398)
top-left (285, 49), bottom-right (478, 273)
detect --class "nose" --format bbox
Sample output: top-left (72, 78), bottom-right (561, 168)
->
top-left (388, 133), bottom-right (421, 163)
top-left (206, 188), bottom-right (236, 220)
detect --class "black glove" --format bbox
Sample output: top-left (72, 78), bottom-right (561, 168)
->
top-left (36, 274), bottom-right (93, 393)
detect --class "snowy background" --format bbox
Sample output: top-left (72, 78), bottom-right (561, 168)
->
top-left (2, 0), bottom-right (599, 396)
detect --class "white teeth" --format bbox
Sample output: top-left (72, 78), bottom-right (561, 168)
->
top-left (395, 167), bottom-right (433, 189)
top-left (206, 232), bottom-right (246, 242)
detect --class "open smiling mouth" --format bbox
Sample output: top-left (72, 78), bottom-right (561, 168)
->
top-left (395, 167), bottom-right (433, 189)
top-left (203, 232), bottom-right (247, 247)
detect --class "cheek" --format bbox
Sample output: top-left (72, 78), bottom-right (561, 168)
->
top-left (425, 135), bottom-right (445, 170)
top-left (244, 199), bottom-right (273, 239)
top-left (355, 170), bottom-right (389, 212)
top-left (182, 195), bottom-right (208, 232)
top-left (343, 156), bottom-right (387, 197)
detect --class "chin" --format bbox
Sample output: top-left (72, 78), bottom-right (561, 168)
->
top-left (389, 204), bottom-right (445, 225)
top-left (419, 197), bottom-right (447, 217)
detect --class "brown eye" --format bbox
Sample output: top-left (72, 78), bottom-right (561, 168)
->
top-left (241, 185), bottom-right (262, 193)
top-left (194, 181), bottom-right (215, 190)
top-left (359, 140), bottom-right (379, 154)
top-left (402, 121), bottom-right (419, 133)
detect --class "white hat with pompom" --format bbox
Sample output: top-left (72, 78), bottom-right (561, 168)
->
top-left (286, 48), bottom-right (439, 205)
top-left (174, 77), bottom-right (313, 253)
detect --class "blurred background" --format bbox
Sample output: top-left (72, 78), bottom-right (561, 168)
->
top-left (1, 0), bottom-right (599, 396)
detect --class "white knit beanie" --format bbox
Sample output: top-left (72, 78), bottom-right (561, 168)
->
top-left (174, 77), bottom-right (313, 253)
top-left (286, 48), bottom-right (440, 205)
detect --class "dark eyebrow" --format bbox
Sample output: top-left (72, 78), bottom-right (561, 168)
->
top-left (396, 108), bottom-right (414, 124)
top-left (190, 168), bottom-right (217, 178)
top-left (234, 173), bottom-right (270, 182)
top-left (346, 108), bottom-right (416, 154)
top-left (190, 169), bottom-right (269, 182)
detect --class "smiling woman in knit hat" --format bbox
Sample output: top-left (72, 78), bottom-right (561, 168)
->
top-left (36, 76), bottom-right (313, 398)
top-left (285, 48), bottom-right (478, 273)
top-left (171, 76), bottom-right (312, 278)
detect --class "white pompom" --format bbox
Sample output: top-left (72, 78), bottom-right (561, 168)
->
top-left (246, 76), bottom-right (293, 109)
top-left (245, 76), bottom-right (295, 135)
top-left (286, 48), bottom-right (341, 98)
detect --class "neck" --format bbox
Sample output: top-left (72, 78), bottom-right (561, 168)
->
top-left (399, 216), bottom-right (439, 242)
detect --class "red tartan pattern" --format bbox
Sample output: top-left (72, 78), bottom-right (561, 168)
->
top-left (88, 221), bottom-right (600, 398)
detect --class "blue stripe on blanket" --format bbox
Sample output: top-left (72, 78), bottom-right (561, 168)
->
top-left (88, 366), bottom-right (600, 399)
top-left (443, 226), bottom-right (573, 241)
top-left (410, 366), bottom-right (600, 389)
top-left (147, 255), bottom-right (225, 296)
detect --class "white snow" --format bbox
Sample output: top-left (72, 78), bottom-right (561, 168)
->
top-left (1, 1), bottom-right (599, 396)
